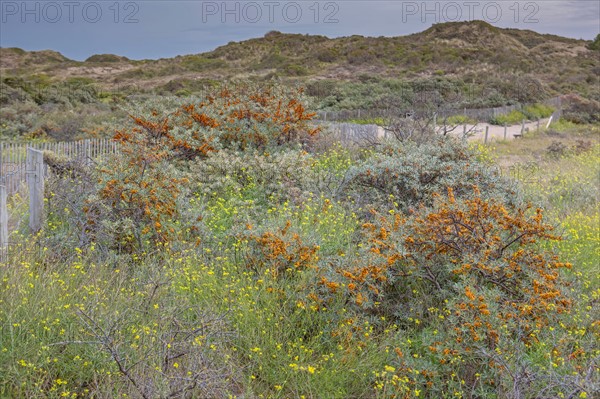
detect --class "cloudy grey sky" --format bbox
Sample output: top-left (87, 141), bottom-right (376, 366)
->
top-left (1, 0), bottom-right (598, 60)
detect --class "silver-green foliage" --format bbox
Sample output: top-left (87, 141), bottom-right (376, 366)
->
top-left (343, 137), bottom-right (522, 213)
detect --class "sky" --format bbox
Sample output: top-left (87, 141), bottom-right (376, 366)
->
top-left (0, 0), bottom-right (599, 60)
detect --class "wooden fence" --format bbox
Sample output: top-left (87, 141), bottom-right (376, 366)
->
top-left (0, 185), bottom-right (7, 252)
top-left (319, 122), bottom-right (384, 143)
top-left (0, 138), bottom-right (117, 197)
top-left (0, 138), bottom-right (117, 262)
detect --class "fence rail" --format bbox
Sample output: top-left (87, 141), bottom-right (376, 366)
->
top-left (318, 122), bottom-right (384, 143)
top-left (0, 138), bottom-right (117, 197)
top-left (0, 138), bottom-right (118, 263)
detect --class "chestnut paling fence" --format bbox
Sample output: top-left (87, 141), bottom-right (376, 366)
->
top-left (0, 139), bottom-right (118, 196)
top-left (0, 138), bottom-right (118, 262)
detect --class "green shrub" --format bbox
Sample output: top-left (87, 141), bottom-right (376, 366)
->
top-left (85, 54), bottom-right (128, 63)
top-left (490, 109), bottom-right (527, 125)
top-left (0, 81), bottom-right (31, 105)
top-left (523, 103), bottom-right (554, 119)
top-left (561, 93), bottom-right (600, 124)
top-left (180, 55), bottom-right (227, 72)
top-left (444, 114), bottom-right (477, 125)
top-left (191, 149), bottom-right (315, 212)
top-left (588, 33), bottom-right (600, 51)
top-left (313, 47), bottom-right (339, 63)
top-left (342, 137), bottom-right (521, 214)
top-left (283, 64), bottom-right (309, 76)
top-left (255, 53), bottom-right (288, 70)
top-left (547, 140), bottom-right (568, 157)
top-left (118, 68), bottom-right (158, 79)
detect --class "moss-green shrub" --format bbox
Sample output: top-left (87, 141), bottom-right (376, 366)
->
top-left (490, 109), bottom-right (527, 125)
top-left (255, 53), bottom-right (288, 70)
top-left (313, 47), bottom-right (339, 63)
top-left (283, 64), bottom-right (309, 76)
top-left (85, 54), bottom-right (129, 63)
top-left (523, 103), bottom-right (554, 119)
top-left (588, 33), bottom-right (600, 51)
top-left (445, 114), bottom-right (477, 125)
top-left (180, 55), bottom-right (227, 72)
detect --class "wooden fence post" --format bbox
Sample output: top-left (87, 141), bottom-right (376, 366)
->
top-left (0, 185), bottom-right (8, 252)
top-left (484, 126), bottom-right (489, 144)
top-left (504, 124), bottom-right (507, 140)
top-left (26, 148), bottom-right (44, 233)
top-left (521, 120), bottom-right (525, 135)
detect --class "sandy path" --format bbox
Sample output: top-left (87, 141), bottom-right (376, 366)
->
top-left (460, 118), bottom-right (550, 142)
top-left (329, 118), bottom-right (553, 143)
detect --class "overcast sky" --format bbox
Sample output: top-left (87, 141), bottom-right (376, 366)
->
top-left (1, 0), bottom-right (598, 60)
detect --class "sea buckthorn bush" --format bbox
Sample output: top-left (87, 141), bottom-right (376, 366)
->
top-left (192, 149), bottom-right (315, 209)
top-left (191, 144), bottom-right (354, 214)
top-left (243, 220), bottom-right (320, 279)
top-left (343, 137), bottom-right (521, 214)
top-left (92, 83), bottom-right (319, 253)
top-left (316, 188), bottom-right (585, 397)
top-left (319, 187), bottom-right (572, 322)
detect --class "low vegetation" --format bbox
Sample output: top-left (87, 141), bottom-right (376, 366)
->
top-left (1, 20), bottom-right (599, 141)
top-left (489, 103), bottom-right (555, 126)
top-left (1, 84), bottom-right (598, 398)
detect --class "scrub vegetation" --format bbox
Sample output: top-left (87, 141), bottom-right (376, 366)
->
top-left (1, 83), bottom-right (598, 399)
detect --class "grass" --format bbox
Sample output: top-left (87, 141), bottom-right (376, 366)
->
top-left (347, 117), bottom-right (386, 126)
top-left (522, 103), bottom-right (554, 120)
top-left (1, 114), bottom-right (598, 398)
top-left (489, 103), bottom-right (555, 126)
top-left (444, 115), bottom-right (477, 125)
top-left (489, 109), bottom-right (527, 126)
top-left (494, 121), bottom-right (599, 288)
top-left (493, 121), bottom-right (599, 160)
